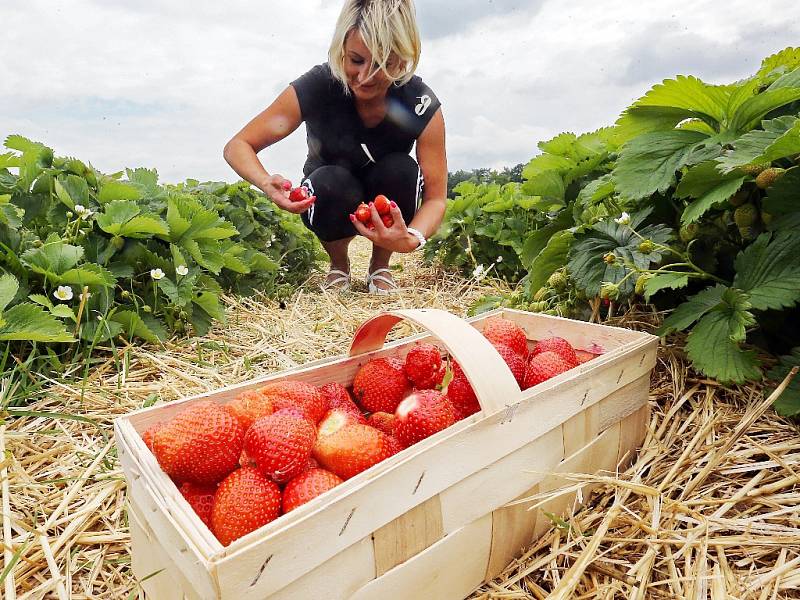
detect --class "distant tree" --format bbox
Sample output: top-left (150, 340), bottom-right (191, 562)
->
top-left (446, 162), bottom-right (526, 198)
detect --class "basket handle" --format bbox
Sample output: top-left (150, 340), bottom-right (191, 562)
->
top-left (349, 308), bottom-right (521, 417)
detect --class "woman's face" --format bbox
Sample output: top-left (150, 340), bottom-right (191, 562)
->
top-left (343, 30), bottom-right (400, 102)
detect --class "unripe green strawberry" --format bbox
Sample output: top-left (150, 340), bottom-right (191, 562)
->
top-left (734, 204), bottom-right (758, 228)
top-left (761, 210), bottom-right (773, 225)
top-left (533, 287), bottom-right (550, 301)
top-left (603, 253), bottom-right (617, 265)
top-left (679, 223), bottom-right (700, 243)
top-left (635, 273), bottom-right (651, 296)
top-left (637, 239), bottom-right (655, 254)
top-left (547, 269), bottom-right (568, 290)
top-left (740, 163), bottom-right (770, 176)
top-left (755, 167), bottom-right (785, 189)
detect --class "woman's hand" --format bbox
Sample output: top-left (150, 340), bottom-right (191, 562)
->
top-left (261, 175), bottom-right (316, 214)
top-left (349, 200), bottom-right (420, 253)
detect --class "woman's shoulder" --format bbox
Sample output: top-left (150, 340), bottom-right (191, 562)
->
top-left (292, 62), bottom-right (337, 90)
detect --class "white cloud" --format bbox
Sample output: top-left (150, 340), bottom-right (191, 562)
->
top-left (1, 0), bottom-right (799, 184)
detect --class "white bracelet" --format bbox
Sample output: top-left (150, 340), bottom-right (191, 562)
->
top-left (406, 227), bottom-right (427, 251)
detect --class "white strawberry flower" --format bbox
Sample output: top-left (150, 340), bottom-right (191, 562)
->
top-left (176, 265), bottom-right (189, 276)
top-left (614, 212), bottom-right (631, 225)
top-left (80, 290), bottom-right (92, 301)
top-left (496, 256), bottom-right (503, 263)
top-left (53, 286), bottom-right (74, 301)
top-left (150, 268), bottom-right (165, 280)
top-left (74, 204), bottom-right (93, 219)
top-left (74, 204), bottom-right (85, 214)
top-left (473, 264), bottom-right (486, 279)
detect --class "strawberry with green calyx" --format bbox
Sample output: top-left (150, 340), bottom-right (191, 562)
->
top-left (282, 468), bottom-right (343, 513)
top-left (353, 357), bottom-right (410, 413)
top-left (482, 317), bottom-right (529, 358)
top-left (244, 412), bottom-right (316, 483)
top-left (314, 423), bottom-right (398, 480)
top-left (152, 400), bottom-right (245, 485)
top-left (523, 351), bottom-right (573, 389)
top-left (179, 482), bottom-right (216, 528)
top-left (404, 343), bottom-right (446, 389)
top-left (211, 467), bottom-right (281, 546)
top-left (740, 163), bottom-right (771, 176)
top-left (445, 361), bottom-right (480, 420)
top-left (393, 389), bottom-right (456, 448)
top-left (529, 337), bottom-right (578, 367)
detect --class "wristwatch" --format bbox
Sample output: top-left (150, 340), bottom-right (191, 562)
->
top-left (406, 227), bottom-right (427, 251)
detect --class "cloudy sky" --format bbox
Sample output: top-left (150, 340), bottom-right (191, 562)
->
top-left (2, 1), bottom-right (799, 185)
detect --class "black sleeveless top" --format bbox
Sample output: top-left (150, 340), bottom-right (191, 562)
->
top-left (291, 63), bottom-right (441, 176)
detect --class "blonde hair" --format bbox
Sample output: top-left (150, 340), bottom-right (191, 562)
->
top-left (328, 0), bottom-right (421, 91)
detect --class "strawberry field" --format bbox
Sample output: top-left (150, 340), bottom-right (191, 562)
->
top-left (426, 46), bottom-right (800, 415)
top-left (2, 46), bottom-right (800, 600)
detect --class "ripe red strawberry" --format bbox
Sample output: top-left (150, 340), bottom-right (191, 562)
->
top-left (381, 214), bottom-right (394, 228)
top-left (530, 337), bottom-right (578, 367)
top-left (141, 421), bottom-right (165, 452)
top-left (575, 350), bottom-right (596, 365)
top-left (366, 411), bottom-right (396, 436)
top-left (491, 342), bottom-right (526, 387)
top-left (393, 390), bottom-right (456, 448)
top-left (374, 194), bottom-right (391, 216)
top-left (289, 186), bottom-right (309, 202)
top-left (239, 448), bottom-right (256, 468)
top-left (244, 412), bottom-right (316, 483)
top-left (314, 424), bottom-right (397, 480)
top-left (282, 468), bottom-right (343, 513)
top-left (355, 203), bottom-right (372, 224)
top-left (352, 357), bottom-right (410, 413)
top-left (523, 351), bottom-right (573, 389)
top-left (211, 467), bottom-right (281, 546)
top-left (227, 388), bottom-right (274, 430)
top-left (482, 317), bottom-right (529, 357)
top-left (259, 380), bottom-right (327, 424)
top-left (319, 408), bottom-right (367, 437)
top-left (404, 343), bottom-right (445, 389)
top-left (152, 401), bottom-right (244, 485)
top-left (179, 482), bottom-right (216, 528)
top-left (446, 362), bottom-right (480, 420)
top-left (319, 382), bottom-right (362, 416)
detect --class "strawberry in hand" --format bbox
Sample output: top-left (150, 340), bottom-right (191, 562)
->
top-left (349, 198), bottom-right (418, 253)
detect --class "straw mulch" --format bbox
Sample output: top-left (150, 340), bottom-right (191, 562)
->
top-left (2, 236), bottom-right (799, 599)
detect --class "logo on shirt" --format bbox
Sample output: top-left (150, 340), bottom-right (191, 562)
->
top-left (415, 95), bottom-right (432, 116)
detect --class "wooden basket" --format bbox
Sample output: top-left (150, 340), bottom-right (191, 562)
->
top-left (115, 308), bottom-right (657, 599)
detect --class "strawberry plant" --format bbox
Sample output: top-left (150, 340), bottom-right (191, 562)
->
top-left (0, 135), bottom-right (321, 375)
top-left (426, 46), bottom-right (800, 403)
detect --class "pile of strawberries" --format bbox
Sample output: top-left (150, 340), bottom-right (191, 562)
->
top-left (140, 317), bottom-right (594, 546)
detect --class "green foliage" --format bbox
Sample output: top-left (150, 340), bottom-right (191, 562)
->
top-left (0, 136), bottom-right (321, 373)
top-left (427, 46), bottom-right (800, 393)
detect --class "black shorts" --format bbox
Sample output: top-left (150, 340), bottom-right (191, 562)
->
top-left (299, 152), bottom-right (423, 242)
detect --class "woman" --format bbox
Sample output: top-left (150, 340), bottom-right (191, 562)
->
top-left (223, 0), bottom-right (446, 293)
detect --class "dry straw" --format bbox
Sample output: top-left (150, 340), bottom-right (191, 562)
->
top-left (1, 237), bottom-right (799, 598)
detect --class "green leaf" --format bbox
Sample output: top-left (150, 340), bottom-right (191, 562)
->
top-left (763, 167), bottom-right (800, 216)
top-left (658, 284), bottom-right (727, 335)
top-left (520, 171), bottom-right (565, 200)
top-left (0, 273), bottom-right (19, 312)
top-left (58, 263), bottom-right (116, 288)
top-left (193, 292), bottom-right (226, 323)
top-left (733, 231), bottom-right (800, 311)
top-left (98, 180), bottom-right (142, 204)
top-left (0, 303), bottom-right (74, 342)
top-left (685, 289), bottom-right (760, 383)
top-left (110, 310), bottom-right (165, 343)
top-left (768, 348), bottom-right (800, 416)
top-left (729, 88), bottom-right (800, 133)
top-left (55, 175), bottom-right (90, 209)
top-left (526, 230), bottom-right (574, 294)
top-left (521, 212), bottom-right (573, 268)
top-left (22, 239), bottom-right (84, 277)
top-left (96, 200), bottom-right (169, 238)
top-left (28, 294), bottom-right (54, 310)
top-left (643, 272), bottom-right (690, 302)
top-left (613, 131), bottom-right (715, 200)
top-left (716, 116), bottom-right (799, 173)
top-left (767, 67), bottom-right (800, 90)
top-left (757, 48), bottom-right (800, 80)
top-left (50, 304), bottom-right (76, 321)
top-left (674, 162), bottom-right (746, 225)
